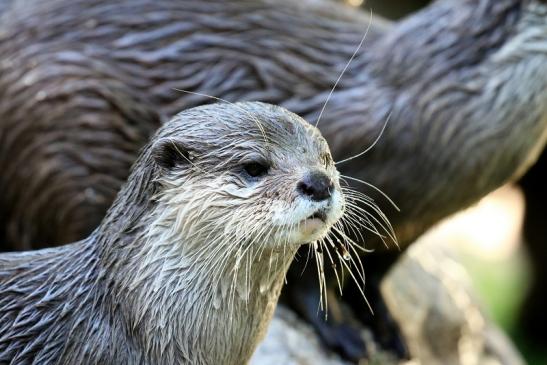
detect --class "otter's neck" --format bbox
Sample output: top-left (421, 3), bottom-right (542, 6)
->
top-left (91, 163), bottom-right (299, 364)
top-left (99, 231), bottom-right (297, 365)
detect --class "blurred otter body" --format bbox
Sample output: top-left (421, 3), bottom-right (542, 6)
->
top-left (0, 0), bottom-right (546, 251)
top-left (0, 0), bottom-right (375, 248)
top-left (0, 102), bottom-right (345, 364)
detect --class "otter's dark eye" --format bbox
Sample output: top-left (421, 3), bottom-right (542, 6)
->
top-left (243, 161), bottom-right (269, 178)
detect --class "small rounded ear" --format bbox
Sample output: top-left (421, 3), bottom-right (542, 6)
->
top-left (153, 139), bottom-right (192, 169)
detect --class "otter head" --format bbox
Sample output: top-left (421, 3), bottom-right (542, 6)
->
top-left (148, 101), bottom-right (344, 254)
top-left (100, 103), bottom-right (358, 365)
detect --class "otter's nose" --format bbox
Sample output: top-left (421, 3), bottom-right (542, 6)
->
top-left (297, 171), bottom-right (334, 202)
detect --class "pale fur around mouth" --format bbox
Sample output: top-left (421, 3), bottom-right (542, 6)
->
top-left (270, 190), bottom-right (344, 245)
top-left (305, 209), bottom-right (328, 223)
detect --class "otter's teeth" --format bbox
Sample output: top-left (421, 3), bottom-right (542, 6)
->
top-left (307, 210), bottom-right (327, 222)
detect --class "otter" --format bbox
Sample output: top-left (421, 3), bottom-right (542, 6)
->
top-left (0, 102), bottom-right (349, 364)
top-left (0, 0), bottom-right (546, 361)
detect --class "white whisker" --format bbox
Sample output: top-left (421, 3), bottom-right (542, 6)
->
top-left (315, 9), bottom-right (374, 128)
top-left (335, 110), bottom-right (392, 165)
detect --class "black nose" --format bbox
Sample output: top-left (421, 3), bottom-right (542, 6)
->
top-left (297, 171), bottom-right (334, 202)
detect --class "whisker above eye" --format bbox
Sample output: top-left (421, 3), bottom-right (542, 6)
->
top-left (335, 110), bottom-right (392, 166)
top-left (315, 9), bottom-right (374, 129)
top-left (173, 88), bottom-right (270, 143)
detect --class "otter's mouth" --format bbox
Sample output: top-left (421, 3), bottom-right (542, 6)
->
top-left (306, 210), bottom-right (327, 223)
top-left (296, 209), bottom-right (330, 240)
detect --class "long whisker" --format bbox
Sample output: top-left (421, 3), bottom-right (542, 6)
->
top-left (335, 110), bottom-right (392, 165)
top-left (341, 174), bottom-right (400, 212)
top-left (343, 191), bottom-right (394, 234)
top-left (173, 88), bottom-right (269, 143)
top-left (322, 236), bottom-right (344, 296)
top-left (315, 8), bottom-right (373, 128)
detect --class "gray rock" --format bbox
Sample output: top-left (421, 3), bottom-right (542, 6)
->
top-left (251, 306), bottom-right (350, 365)
top-left (382, 238), bottom-right (524, 365)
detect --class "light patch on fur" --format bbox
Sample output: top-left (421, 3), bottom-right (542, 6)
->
top-left (270, 190), bottom-right (344, 244)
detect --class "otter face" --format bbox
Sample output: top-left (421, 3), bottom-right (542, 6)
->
top-left (151, 102), bottom-right (344, 251)
top-left (235, 139), bottom-right (344, 247)
top-left (269, 165), bottom-right (344, 245)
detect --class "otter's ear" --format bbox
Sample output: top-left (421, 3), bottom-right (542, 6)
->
top-left (153, 139), bottom-right (192, 169)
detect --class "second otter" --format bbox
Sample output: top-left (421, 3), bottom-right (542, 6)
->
top-left (0, 102), bottom-right (345, 365)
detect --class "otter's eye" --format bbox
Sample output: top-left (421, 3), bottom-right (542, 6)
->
top-left (243, 161), bottom-right (269, 178)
